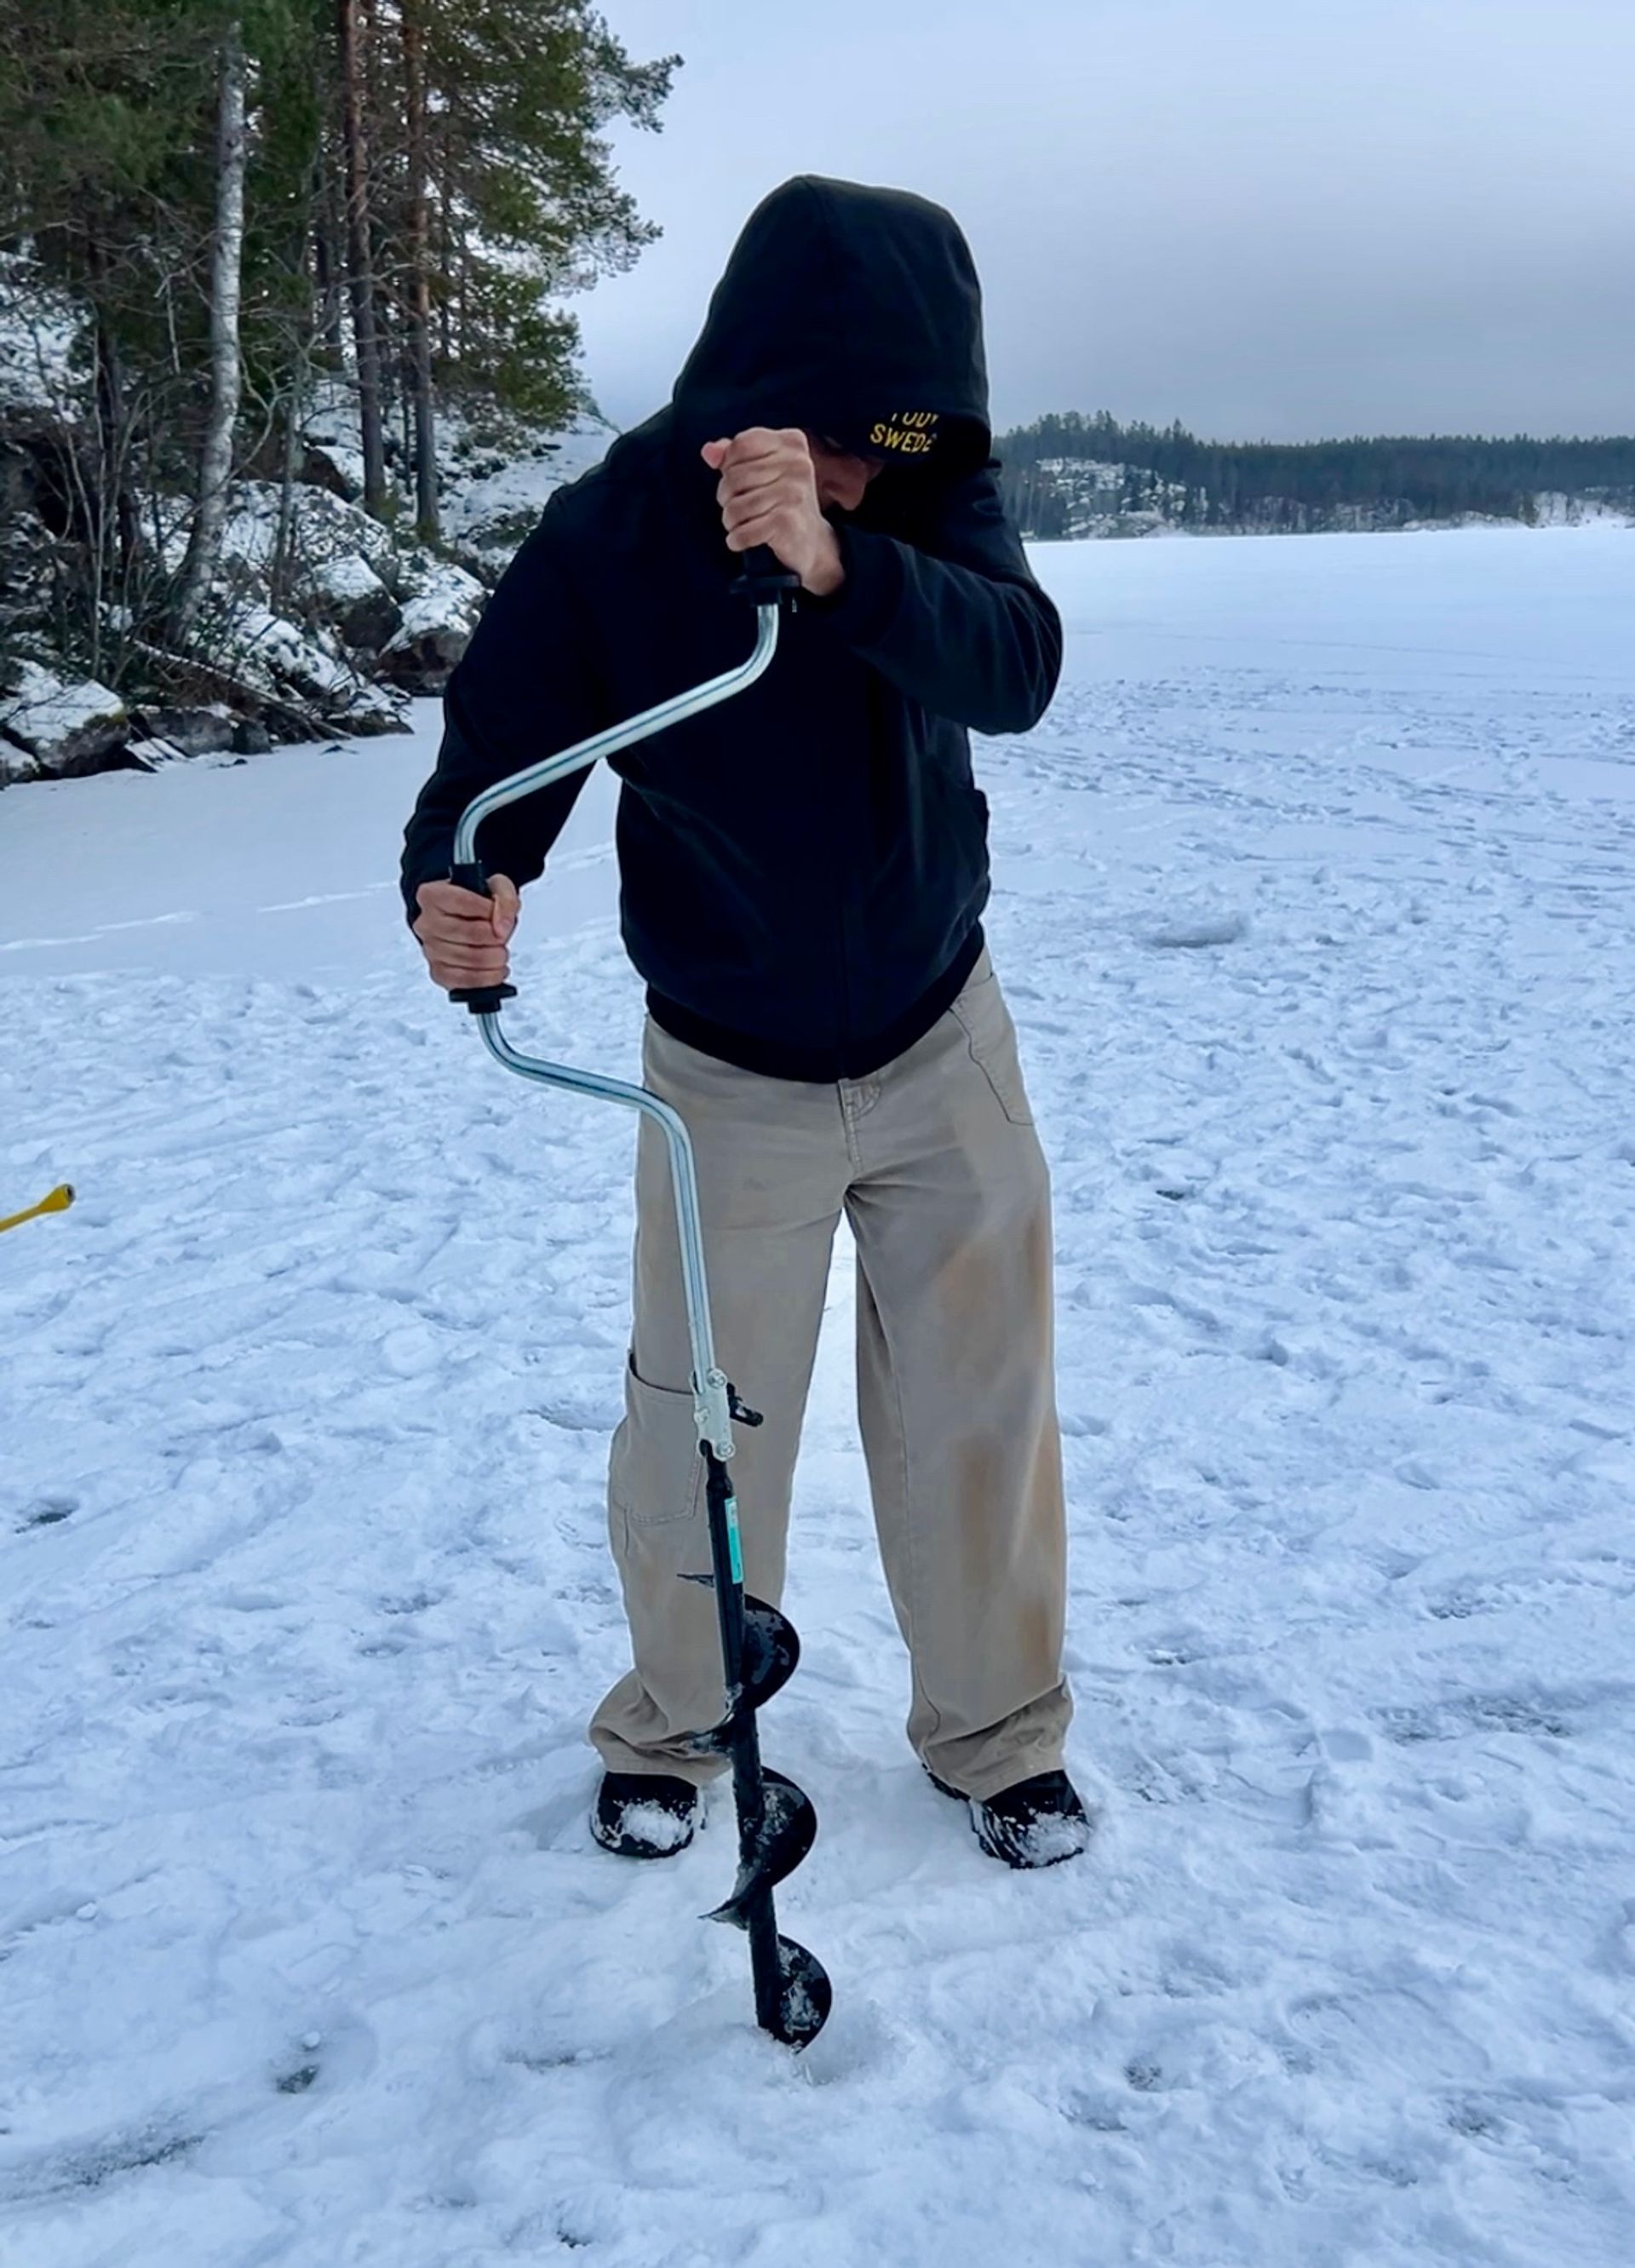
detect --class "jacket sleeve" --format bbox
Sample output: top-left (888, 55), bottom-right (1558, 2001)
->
top-left (399, 514), bottom-right (604, 923)
top-left (815, 467), bottom-right (1063, 735)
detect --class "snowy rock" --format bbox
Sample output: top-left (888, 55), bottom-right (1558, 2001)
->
top-left (132, 705), bottom-right (237, 759)
top-left (378, 606), bottom-right (473, 693)
top-left (378, 559), bottom-right (486, 692)
top-left (1531, 490), bottom-right (1635, 529)
top-left (397, 552), bottom-right (487, 611)
top-left (441, 416), bottom-right (611, 570)
top-left (225, 607), bottom-right (407, 738)
top-left (298, 435), bottom-right (363, 500)
top-left (340, 588), bottom-right (405, 657)
top-left (307, 553), bottom-right (404, 655)
top-left (1027, 457), bottom-right (1189, 541)
top-left (305, 548), bottom-right (383, 606)
top-left (218, 482), bottom-right (399, 584)
top-left (231, 607), bottom-right (357, 704)
top-left (0, 256), bottom-right (80, 415)
top-left (297, 402), bottom-right (370, 504)
top-left (0, 660), bottom-right (129, 778)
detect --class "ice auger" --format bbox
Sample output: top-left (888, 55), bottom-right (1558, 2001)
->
top-left (444, 548), bottom-right (831, 2051)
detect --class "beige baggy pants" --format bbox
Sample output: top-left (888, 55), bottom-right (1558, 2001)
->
top-left (589, 949), bottom-right (1073, 1801)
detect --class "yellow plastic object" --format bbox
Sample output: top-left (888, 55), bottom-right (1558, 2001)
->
top-left (0, 1184), bottom-right (75, 1236)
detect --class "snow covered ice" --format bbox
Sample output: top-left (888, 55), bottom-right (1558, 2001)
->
top-left (3, 525), bottom-right (1633, 2265)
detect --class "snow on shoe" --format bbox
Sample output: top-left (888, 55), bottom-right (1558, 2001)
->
top-left (591, 1771), bottom-right (702, 1859)
top-left (932, 1767), bottom-right (1092, 1869)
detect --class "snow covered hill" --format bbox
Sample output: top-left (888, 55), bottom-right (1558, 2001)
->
top-left (3, 526), bottom-right (1632, 2266)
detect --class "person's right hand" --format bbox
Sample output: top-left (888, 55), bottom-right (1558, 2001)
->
top-left (412, 873), bottom-right (519, 991)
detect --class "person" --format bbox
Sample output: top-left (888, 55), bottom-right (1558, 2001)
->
top-left (402, 176), bottom-right (1088, 1870)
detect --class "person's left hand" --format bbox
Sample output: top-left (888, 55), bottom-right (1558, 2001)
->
top-left (701, 428), bottom-right (845, 597)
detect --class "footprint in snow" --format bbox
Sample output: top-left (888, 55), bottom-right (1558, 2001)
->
top-left (17, 1496), bottom-right (77, 1530)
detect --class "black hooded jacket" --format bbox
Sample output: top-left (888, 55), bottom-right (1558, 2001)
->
top-left (400, 176), bottom-right (1063, 1081)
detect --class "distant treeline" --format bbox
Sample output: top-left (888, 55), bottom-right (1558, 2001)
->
top-left (995, 412), bottom-right (1635, 536)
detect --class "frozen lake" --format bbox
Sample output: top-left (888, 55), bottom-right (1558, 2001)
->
top-left (3, 525), bottom-right (1632, 2265)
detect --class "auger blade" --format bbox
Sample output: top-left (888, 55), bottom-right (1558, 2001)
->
top-left (703, 1769), bottom-right (818, 1925)
top-left (768, 1935), bottom-right (832, 2050)
top-left (693, 1441), bottom-right (830, 2047)
top-left (688, 1598), bottom-right (802, 1758)
top-left (740, 1597), bottom-right (800, 1713)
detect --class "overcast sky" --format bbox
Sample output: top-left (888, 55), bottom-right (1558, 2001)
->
top-left (576, 0), bottom-right (1633, 443)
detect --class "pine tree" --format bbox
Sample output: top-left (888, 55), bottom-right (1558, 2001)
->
top-left (399, 0), bottom-right (438, 537)
top-left (336, 0), bottom-right (387, 515)
top-left (172, 14), bottom-right (250, 640)
top-left (411, 0), bottom-right (674, 428)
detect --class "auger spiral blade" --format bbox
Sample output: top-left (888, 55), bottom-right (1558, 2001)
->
top-left (764, 1936), bottom-right (833, 2050)
top-left (739, 1598), bottom-right (800, 1713)
top-left (691, 1598), bottom-right (801, 1757)
top-left (697, 1439), bottom-right (829, 2050)
top-left (704, 1769), bottom-right (819, 1924)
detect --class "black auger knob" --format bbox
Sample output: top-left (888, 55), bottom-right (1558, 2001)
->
top-left (730, 543), bottom-right (801, 606)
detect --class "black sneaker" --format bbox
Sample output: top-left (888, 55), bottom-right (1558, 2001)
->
top-left (929, 1766), bottom-right (1092, 1869)
top-left (591, 1771), bottom-right (702, 1859)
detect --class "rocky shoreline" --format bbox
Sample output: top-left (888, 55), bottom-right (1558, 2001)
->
top-left (0, 385), bottom-right (607, 784)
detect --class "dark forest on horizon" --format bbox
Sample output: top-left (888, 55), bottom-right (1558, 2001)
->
top-left (995, 412), bottom-right (1635, 535)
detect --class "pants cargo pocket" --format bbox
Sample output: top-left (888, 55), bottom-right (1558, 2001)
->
top-left (949, 962), bottom-right (1035, 1128)
top-left (610, 1355), bottom-right (706, 1528)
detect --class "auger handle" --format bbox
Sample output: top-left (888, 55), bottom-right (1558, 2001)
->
top-left (445, 856), bottom-right (519, 1016)
top-left (729, 544), bottom-right (800, 606)
top-left (445, 578), bottom-right (785, 1025)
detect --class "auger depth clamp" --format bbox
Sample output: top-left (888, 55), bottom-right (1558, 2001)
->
top-left (445, 547), bottom-right (831, 2051)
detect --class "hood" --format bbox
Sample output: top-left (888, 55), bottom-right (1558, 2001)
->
top-left (669, 176), bottom-right (992, 481)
